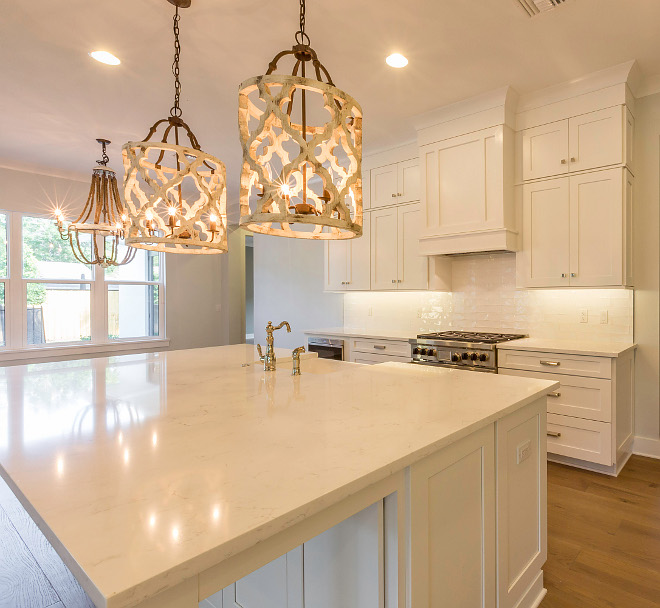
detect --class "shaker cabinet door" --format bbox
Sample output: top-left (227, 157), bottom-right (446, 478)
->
top-left (568, 106), bottom-right (623, 174)
top-left (397, 158), bottom-right (420, 204)
top-left (324, 240), bottom-right (348, 291)
top-left (397, 203), bottom-right (428, 290)
top-left (521, 120), bottom-right (569, 181)
top-left (347, 212), bottom-right (371, 290)
top-left (521, 178), bottom-right (570, 287)
top-left (569, 168), bottom-right (622, 286)
top-left (370, 207), bottom-right (399, 290)
top-left (370, 163), bottom-right (398, 209)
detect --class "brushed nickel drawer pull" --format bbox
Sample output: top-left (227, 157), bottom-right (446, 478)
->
top-left (374, 345), bottom-right (386, 350)
top-left (547, 431), bottom-right (562, 438)
top-left (540, 360), bottom-right (560, 366)
top-left (547, 391), bottom-right (561, 397)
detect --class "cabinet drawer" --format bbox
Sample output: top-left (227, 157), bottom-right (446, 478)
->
top-left (350, 352), bottom-right (411, 366)
top-left (350, 338), bottom-right (411, 357)
top-left (499, 369), bottom-right (611, 422)
top-left (498, 349), bottom-right (611, 379)
top-left (546, 414), bottom-right (612, 466)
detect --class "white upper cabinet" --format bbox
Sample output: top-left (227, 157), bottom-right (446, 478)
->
top-left (519, 106), bottom-right (628, 182)
top-left (568, 106), bottom-right (623, 174)
top-left (372, 203), bottom-right (428, 291)
top-left (324, 214), bottom-right (370, 291)
top-left (520, 120), bottom-right (569, 181)
top-left (370, 159), bottom-right (420, 208)
top-left (521, 178), bottom-right (570, 288)
top-left (519, 168), bottom-right (632, 288)
top-left (370, 164), bottom-right (398, 208)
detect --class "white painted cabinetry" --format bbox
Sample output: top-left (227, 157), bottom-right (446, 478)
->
top-left (370, 159), bottom-right (420, 208)
top-left (346, 336), bottom-right (411, 365)
top-left (519, 167), bottom-right (633, 287)
top-left (519, 106), bottom-right (629, 181)
top-left (499, 347), bottom-right (635, 475)
top-left (324, 213), bottom-right (370, 291)
top-left (371, 203), bottom-right (428, 291)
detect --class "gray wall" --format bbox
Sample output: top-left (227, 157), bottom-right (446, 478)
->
top-left (633, 93), bottom-right (660, 445)
top-left (253, 234), bottom-right (343, 351)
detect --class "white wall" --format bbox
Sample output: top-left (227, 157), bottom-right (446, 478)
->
top-left (632, 92), bottom-right (660, 452)
top-left (0, 166), bottom-right (228, 353)
top-left (345, 253), bottom-right (634, 342)
top-left (253, 234), bottom-right (343, 351)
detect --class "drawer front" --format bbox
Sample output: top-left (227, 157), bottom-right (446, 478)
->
top-left (499, 369), bottom-right (612, 422)
top-left (498, 349), bottom-right (611, 379)
top-left (350, 352), bottom-right (411, 366)
top-left (351, 338), bottom-right (411, 357)
top-left (546, 414), bottom-right (612, 466)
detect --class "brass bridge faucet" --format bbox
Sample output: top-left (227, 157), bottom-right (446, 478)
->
top-left (257, 321), bottom-right (291, 371)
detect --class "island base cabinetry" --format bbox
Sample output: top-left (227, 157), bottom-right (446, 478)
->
top-left (199, 399), bottom-right (547, 608)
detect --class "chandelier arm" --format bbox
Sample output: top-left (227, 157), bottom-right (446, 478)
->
top-left (285, 60), bottom-right (302, 117)
top-left (76, 180), bottom-right (97, 225)
top-left (111, 176), bottom-right (124, 222)
top-left (70, 231), bottom-right (94, 266)
top-left (95, 174), bottom-right (105, 225)
top-left (266, 49), bottom-right (297, 75)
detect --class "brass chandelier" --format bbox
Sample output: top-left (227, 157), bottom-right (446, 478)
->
top-left (238, 0), bottom-right (363, 240)
top-left (55, 138), bottom-right (136, 268)
top-left (122, 0), bottom-right (227, 254)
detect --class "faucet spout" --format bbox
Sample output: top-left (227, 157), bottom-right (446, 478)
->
top-left (259, 321), bottom-right (293, 371)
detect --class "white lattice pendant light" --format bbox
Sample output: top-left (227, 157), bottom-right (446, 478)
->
top-left (55, 139), bottom-right (136, 268)
top-left (238, 0), bottom-right (363, 240)
top-left (121, 0), bottom-right (227, 254)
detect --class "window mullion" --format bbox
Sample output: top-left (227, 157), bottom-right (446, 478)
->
top-left (9, 212), bottom-right (24, 349)
top-left (92, 261), bottom-right (106, 344)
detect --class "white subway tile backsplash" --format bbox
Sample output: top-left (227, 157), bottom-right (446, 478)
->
top-left (344, 253), bottom-right (633, 342)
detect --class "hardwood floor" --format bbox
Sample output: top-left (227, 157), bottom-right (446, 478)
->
top-left (1, 456), bottom-right (659, 607)
top-left (542, 456), bottom-right (660, 608)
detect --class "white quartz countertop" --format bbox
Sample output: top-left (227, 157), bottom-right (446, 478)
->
top-left (497, 338), bottom-right (637, 357)
top-left (304, 327), bottom-right (414, 341)
top-left (0, 346), bottom-right (555, 608)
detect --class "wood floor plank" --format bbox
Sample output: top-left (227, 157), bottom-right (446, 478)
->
top-left (0, 478), bottom-right (95, 608)
top-left (0, 505), bottom-right (60, 608)
top-left (542, 456), bottom-right (660, 608)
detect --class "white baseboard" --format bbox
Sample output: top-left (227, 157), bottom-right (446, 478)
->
top-left (633, 436), bottom-right (660, 459)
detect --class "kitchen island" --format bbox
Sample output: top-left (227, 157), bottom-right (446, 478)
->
top-left (0, 345), bottom-right (556, 608)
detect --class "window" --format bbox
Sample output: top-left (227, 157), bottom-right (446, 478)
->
top-left (0, 212), bottom-right (165, 351)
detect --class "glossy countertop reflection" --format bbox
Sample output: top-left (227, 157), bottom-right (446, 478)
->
top-left (0, 346), bottom-right (555, 608)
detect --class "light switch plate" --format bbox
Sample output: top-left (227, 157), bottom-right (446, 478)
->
top-left (580, 309), bottom-right (588, 323)
top-left (600, 310), bottom-right (609, 324)
top-left (517, 439), bottom-right (532, 464)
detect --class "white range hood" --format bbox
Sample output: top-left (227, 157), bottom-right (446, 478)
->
top-left (415, 87), bottom-right (519, 256)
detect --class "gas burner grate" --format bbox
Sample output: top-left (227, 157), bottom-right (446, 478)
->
top-left (416, 331), bottom-right (527, 344)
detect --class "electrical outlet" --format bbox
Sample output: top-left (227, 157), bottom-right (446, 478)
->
top-left (580, 309), bottom-right (588, 323)
top-left (600, 310), bottom-right (609, 324)
top-left (517, 439), bottom-right (531, 464)
top-left (368, 307), bottom-right (373, 317)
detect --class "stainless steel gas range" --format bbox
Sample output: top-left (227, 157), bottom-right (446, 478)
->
top-left (409, 331), bottom-right (527, 373)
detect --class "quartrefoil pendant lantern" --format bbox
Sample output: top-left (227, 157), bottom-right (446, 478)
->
top-left (55, 138), bottom-right (136, 268)
top-left (238, 0), bottom-right (363, 240)
top-left (122, 0), bottom-right (227, 254)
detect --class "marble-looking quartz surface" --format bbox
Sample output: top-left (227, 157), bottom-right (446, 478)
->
top-left (0, 346), bottom-right (555, 608)
top-left (498, 338), bottom-right (637, 358)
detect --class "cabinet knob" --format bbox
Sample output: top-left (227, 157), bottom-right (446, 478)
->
top-left (398, 192), bottom-right (403, 196)
top-left (561, 273), bottom-right (567, 278)
top-left (560, 159), bottom-right (567, 164)
top-left (392, 279), bottom-right (397, 283)
top-left (570, 157), bottom-right (577, 162)
top-left (391, 193), bottom-right (397, 198)
top-left (570, 273), bottom-right (576, 277)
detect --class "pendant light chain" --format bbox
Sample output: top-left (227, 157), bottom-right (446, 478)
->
top-left (170, 6), bottom-right (183, 118)
top-left (295, 0), bottom-right (310, 45)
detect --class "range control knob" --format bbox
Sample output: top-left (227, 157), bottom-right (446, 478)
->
top-left (413, 347), bottom-right (420, 355)
top-left (427, 349), bottom-right (436, 357)
top-left (420, 348), bottom-right (427, 356)
top-left (470, 352), bottom-right (479, 361)
top-left (479, 353), bottom-right (489, 362)
top-left (451, 353), bottom-right (460, 363)
top-left (461, 352), bottom-right (469, 360)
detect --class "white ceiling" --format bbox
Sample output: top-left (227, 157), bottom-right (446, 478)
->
top-left (2, 0), bottom-right (660, 201)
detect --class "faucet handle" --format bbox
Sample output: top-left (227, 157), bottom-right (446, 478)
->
top-left (292, 346), bottom-right (305, 376)
top-left (256, 344), bottom-right (264, 361)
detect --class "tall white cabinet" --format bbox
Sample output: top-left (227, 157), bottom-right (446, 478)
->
top-left (516, 96), bottom-right (635, 288)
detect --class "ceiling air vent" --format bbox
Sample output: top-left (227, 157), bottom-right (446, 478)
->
top-left (515, 0), bottom-right (568, 17)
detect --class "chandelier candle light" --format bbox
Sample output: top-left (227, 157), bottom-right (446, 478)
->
top-left (238, 0), bottom-right (363, 239)
top-left (121, 0), bottom-right (227, 254)
top-left (55, 138), bottom-right (136, 268)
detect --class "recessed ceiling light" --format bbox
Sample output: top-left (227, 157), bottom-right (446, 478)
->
top-left (386, 53), bottom-right (408, 69)
top-left (89, 51), bottom-right (121, 66)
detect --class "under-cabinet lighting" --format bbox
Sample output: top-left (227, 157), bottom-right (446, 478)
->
top-left (90, 51), bottom-right (121, 66)
top-left (386, 53), bottom-right (408, 68)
